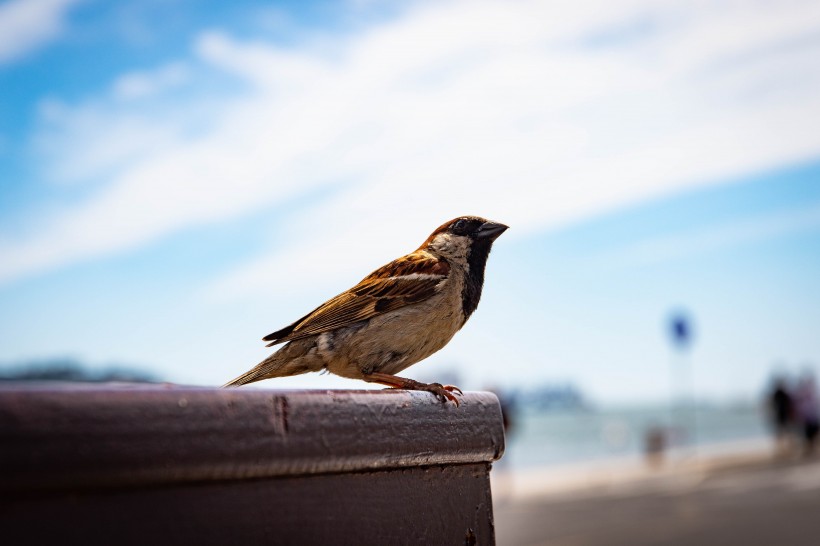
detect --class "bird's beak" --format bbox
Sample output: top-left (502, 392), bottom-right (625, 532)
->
top-left (476, 220), bottom-right (509, 241)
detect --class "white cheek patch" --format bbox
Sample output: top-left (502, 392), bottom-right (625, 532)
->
top-left (428, 233), bottom-right (449, 252)
top-left (430, 233), bottom-right (470, 261)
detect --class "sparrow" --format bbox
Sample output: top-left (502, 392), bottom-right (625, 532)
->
top-left (223, 216), bottom-right (508, 405)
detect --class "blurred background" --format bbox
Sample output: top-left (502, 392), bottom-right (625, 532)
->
top-left (2, 0), bottom-right (820, 544)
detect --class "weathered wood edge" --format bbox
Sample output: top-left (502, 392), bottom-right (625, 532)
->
top-left (0, 385), bottom-right (506, 492)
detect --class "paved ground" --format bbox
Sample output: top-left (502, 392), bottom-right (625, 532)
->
top-left (494, 456), bottom-right (820, 546)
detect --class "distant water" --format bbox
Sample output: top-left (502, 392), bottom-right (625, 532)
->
top-left (504, 403), bottom-right (769, 469)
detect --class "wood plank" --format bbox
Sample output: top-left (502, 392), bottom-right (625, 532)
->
top-left (3, 463), bottom-right (494, 545)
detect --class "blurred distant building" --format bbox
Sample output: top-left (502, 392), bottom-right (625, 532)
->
top-left (512, 383), bottom-right (587, 411)
top-left (0, 358), bottom-right (159, 383)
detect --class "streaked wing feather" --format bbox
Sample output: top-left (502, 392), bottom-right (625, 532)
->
top-left (262, 252), bottom-right (449, 346)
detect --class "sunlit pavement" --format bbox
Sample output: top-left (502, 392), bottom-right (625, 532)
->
top-left (495, 456), bottom-right (820, 546)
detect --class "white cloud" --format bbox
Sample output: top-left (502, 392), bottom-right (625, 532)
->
top-left (3, 0), bottom-right (820, 289)
top-left (112, 62), bottom-right (191, 101)
top-left (0, 0), bottom-right (81, 64)
top-left (33, 95), bottom-right (192, 184)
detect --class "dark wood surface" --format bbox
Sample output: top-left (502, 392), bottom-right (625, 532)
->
top-left (0, 384), bottom-right (504, 545)
top-left (6, 463), bottom-right (494, 545)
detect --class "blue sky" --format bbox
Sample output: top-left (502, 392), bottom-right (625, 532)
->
top-left (1, 0), bottom-right (820, 403)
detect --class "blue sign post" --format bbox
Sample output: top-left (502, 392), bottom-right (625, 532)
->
top-left (669, 314), bottom-right (692, 350)
top-left (667, 310), bottom-right (697, 458)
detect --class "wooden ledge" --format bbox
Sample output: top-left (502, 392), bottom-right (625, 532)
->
top-left (0, 384), bottom-right (505, 492)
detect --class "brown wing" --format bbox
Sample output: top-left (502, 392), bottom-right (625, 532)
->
top-left (262, 251), bottom-right (450, 346)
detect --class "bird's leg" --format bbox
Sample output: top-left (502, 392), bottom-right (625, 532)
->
top-left (364, 371), bottom-right (462, 406)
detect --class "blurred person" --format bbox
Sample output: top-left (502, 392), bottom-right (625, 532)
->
top-left (767, 375), bottom-right (794, 455)
top-left (498, 393), bottom-right (516, 438)
top-left (644, 425), bottom-right (666, 468)
top-left (485, 385), bottom-right (517, 503)
top-left (478, 384), bottom-right (516, 437)
top-left (794, 372), bottom-right (819, 456)
top-left (483, 385), bottom-right (516, 446)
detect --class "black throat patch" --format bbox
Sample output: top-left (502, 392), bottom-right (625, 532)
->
top-left (461, 238), bottom-right (493, 320)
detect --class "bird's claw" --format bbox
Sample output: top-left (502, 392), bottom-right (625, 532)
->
top-left (427, 382), bottom-right (462, 406)
top-left (375, 377), bottom-right (463, 406)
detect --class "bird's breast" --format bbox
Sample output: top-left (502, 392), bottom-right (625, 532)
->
top-left (323, 271), bottom-right (466, 378)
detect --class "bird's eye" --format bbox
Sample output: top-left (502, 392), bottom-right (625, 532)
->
top-left (452, 219), bottom-right (467, 233)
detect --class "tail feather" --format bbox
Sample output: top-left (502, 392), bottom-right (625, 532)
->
top-left (222, 339), bottom-right (322, 388)
top-left (222, 365), bottom-right (270, 387)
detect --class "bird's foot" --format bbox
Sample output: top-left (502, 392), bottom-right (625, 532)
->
top-left (421, 382), bottom-right (462, 406)
top-left (365, 372), bottom-right (462, 406)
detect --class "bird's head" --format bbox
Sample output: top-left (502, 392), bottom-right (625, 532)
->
top-left (421, 216), bottom-right (508, 263)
